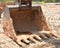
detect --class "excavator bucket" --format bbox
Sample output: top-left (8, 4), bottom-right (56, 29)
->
top-left (2, 0), bottom-right (59, 47)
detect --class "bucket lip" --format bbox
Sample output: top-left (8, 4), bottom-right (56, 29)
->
top-left (1, 4), bottom-right (40, 17)
top-left (6, 5), bottom-right (19, 8)
top-left (6, 4), bottom-right (40, 9)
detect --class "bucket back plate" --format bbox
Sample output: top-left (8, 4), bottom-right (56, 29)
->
top-left (9, 6), bottom-right (43, 32)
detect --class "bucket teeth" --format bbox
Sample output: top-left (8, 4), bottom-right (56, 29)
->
top-left (27, 38), bottom-right (35, 43)
top-left (21, 39), bottom-right (29, 45)
top-left (16, 36), bottom-right (30, 47)
top-left (28, 37), bottom-right (37, 43)
top-left (50, 33), bottom-right (59, 38)
top-left (39, 33), bottom-right (48, 39)
top-left (27, 34), bottom-right (42, 43)
top-left (16, 32), bottom-right (59, 47)
top-left (16, 39), bottom-right (26, 47)
top-left (31, 34), bottom-right (42, 41)
top-left (44, 33), bottom-right (52, 38)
